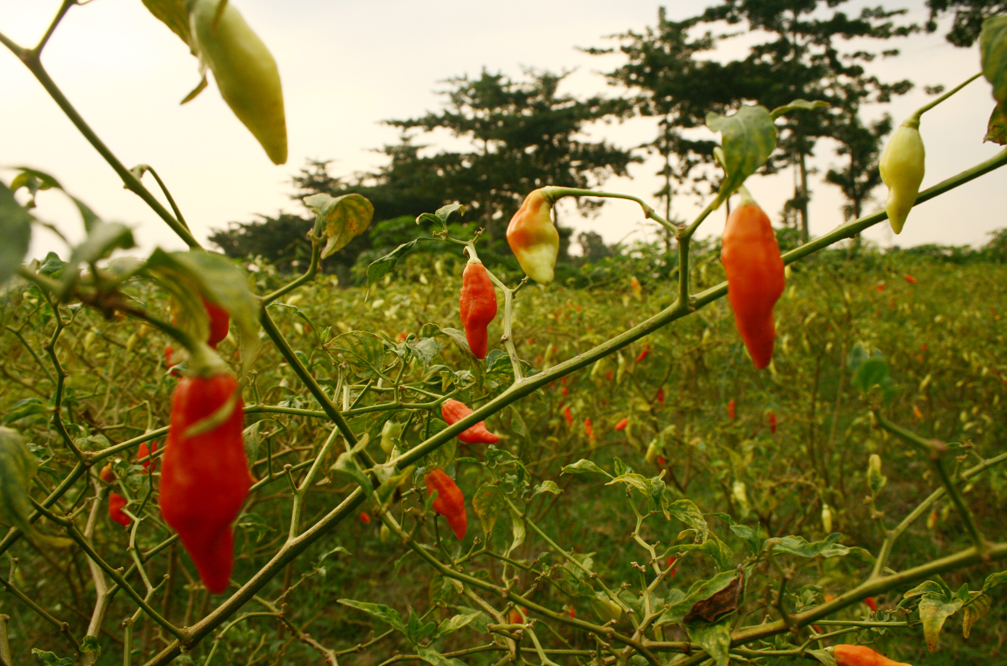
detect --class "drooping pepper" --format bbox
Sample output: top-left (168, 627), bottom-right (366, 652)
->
top-left (833, 644), bottom-right (911, 666)
top-left (459, 260), bottom-right (498, 359)
top-left (109, 493), bottom-right (131, 528)
top-left (507, 189), bottom-right (559, 285)
top-left (188, 0), bottom-right (288, 164)
top-left (137, 441), bottom-right (158, 474)
top-left (159, 372), bottom-right (249, 594)
top-left (203, 296), bottom-right (230, 349)
top-left (721, 191), bottom-right (785, 369)
top-left (424, 468), bottom-right (467, 540)
top-left (441, 399), bottom-right (500, 444)
top-left (879, 119), bottom-right (925, 235)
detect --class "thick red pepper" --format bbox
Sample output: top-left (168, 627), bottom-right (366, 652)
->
top-left (203, 297), bottom-right (230, 349)
top-left (424, 468), bottom-right (467, 540)
top-left (459, 260), bottom-right (497, 359)
top-left (441, 399), bottom-right (500, 444)
top-left (109, 492), bottom-right (131, 528)
top-left (159, 372), bottom-right (249, 594)
top-left (721, 192), bottom-right (785, 369)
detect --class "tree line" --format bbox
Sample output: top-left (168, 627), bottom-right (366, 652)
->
top-left (209, 0), bottom-right (1002, 284)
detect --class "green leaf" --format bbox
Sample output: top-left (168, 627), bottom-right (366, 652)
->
top-left (729, 523), bottom-right (761, 555)
top-left (963, 592), bottom-right (990, 639)
top-left (606, 472), bottom-right (651, 495)
top-left (304, 193), bottom-right (374, 259)
top-left (656, 571), bottom-right (739, 626)
top-left (407, 337), bottom-right (441, 366)
top-left (472, 483), bottom-right (505, 536)
top-left (146, 249), bottom-right (261, 369)
top-left (770, 99), bottom-right (829, 120)
top-left (919, 594), bottom-right (963, 652)
top-left (243, 421), bottom-right (265, 465)
top-left (561, 459), bottom-right (611, 477)
top-left (904, 580), bottom-right (947, 599)
top-left (338, 599), bottom-right (407, 634)
top-left (531, 480), bottom-right (562, 497)
top-left (665, 499), bottom-right (709, 542)
top-left (435, 611), bottom-right (482, 639)
top-left (79, 636), bottom-right (100, 658)
top-left (852, 358), bottom-right (889, 393)
top-left (416, 645), bottom-right (465, 666)
top-left (806, 649), bottom-right (838, 666)
top-left (706, 105), bottom-right (777, 203)
top-left (505, 505), bottom-right (526, 558)
top-left (981, 15), bottom-right (1007, 103)
top-left (980, 570), bottom-right (1007, 594)
top-left (986, 102), bottom-right (1007, 145)
top-left (366, 240), bottom-right (422, 287)
top-left (31, 649), bottom-right (75, 666)
top-left (0, 181), bottom-right (32, 286)
top-left (767, 533), bottom-right (865, 560)
top-left (0, 428), bottom-right (39, 535)
top-left (59, 222), bottom-right (136, 297)
top-left (330, 450), bottom-right (372, 498)
top-left (685, 619), bottom-right (731, 666)
top-left (439, 327), bottom-right (473, 356)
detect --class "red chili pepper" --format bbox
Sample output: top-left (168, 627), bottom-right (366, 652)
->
top-left (203, 297), bottom-right (230, 349)
top-left (441, 399), bottom-right (500, 444)
top-left (614, 418), bottom-right (628, 431)
top-left (584, 418), bottom-right (594, 441)
top-left (165, 347), bottom-right (181, 377)
top-left (721, 193), bottom-right (785, 369)
top-left (606, 370), bottom-right (614, 382)
top-left (667, 556), bottom-right (677, 575)
top-left (359, 511), bottom-right (371, 525)
top-left (834, 644), bottom-right (911, 666)
top-left (563, 405), bottom-right (573, 426)
top-left (728, 400), bottom-right (736, 421)
top-left (635, 346), bottom-right (650, 363)
top-left (424, 468), bottom-right (467, 540)
top-left (656, 388), bottom-right (665, 404)
top-left (864, 597), bottom-right (878, 612)
top-left (561, 387), bottom-right (569, 397)
top-left (137, 441), bottom-right (158, 474)
top-left (159, 372), bottom-right (249, 594)
top-left (768, 410), bottom-right (777, 434)
top-left (876, 283), bottom-right (885, 292)
top-left (657, 455), bottom-right (667, 467)
top-left (459, 260), bottom-right (498, 359)
top-left (109, 492), bottom-right (131, 527)
top-left (904, 274), bottom-right (918, 284)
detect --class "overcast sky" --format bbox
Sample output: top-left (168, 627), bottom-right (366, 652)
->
top-left (2, 0), bottom-right (1004, 264)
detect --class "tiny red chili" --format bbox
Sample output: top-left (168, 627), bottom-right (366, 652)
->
top-left (563, 405), bottom-right (573, 426)
top-left (359, 511), bottom-right (371, 525)
top-left (109, 493), bottom-right (131, 527)
top-left (614, 418), bottom-right (628, 431)
top-left (441, 399), bottom-right (500, 444)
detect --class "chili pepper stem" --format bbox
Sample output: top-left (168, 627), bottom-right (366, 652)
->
top-left (909, 72), bottom-right (982, 123)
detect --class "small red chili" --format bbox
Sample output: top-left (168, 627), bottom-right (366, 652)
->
top-left (441, 399), bottom-right (500, 444)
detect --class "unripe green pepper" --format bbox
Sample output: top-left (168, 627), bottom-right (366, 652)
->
top-left (507, 189), bottom-right (559, 285)
top-left (879, 119), bottom-right (925, 234)
top-left (188, 0), bottom-right (288, 165)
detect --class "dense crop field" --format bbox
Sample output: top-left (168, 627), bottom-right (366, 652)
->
top-left (2, 248), bottom-right (1004, 665)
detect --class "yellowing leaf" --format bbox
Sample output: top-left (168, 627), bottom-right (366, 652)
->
top-left (305, 193), bottom-right (375, 259)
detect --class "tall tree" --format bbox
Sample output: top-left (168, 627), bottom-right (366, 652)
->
top-left (926, 0), bottom-right (1007, 46)
top-left (593, 2), bottom-right (916, 242)
top-left (212, 69), bottom-right (636, 280)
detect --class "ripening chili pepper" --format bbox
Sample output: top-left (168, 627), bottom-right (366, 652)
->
top-left (768, 410), bottom-right (777, 434)
top-left (563, 405), bottom-right (573, 426)
top-left (359, 511), bottom-right (371, 525)
top-left (459, 260), bottom-right (498, 359)
top-left (833, 644), bottom-right (912, 666)
top-left (189, 0), bottom-right (288, 164)
top-left (165, 347), bottom-right (181, 377)
top-left (635, 345), bottom-right (650, 363)
top-left (137, 441), bottom-right (158, 474)
top-left (606, 370), bottom-right (614, 382)
top-left (203, 297), bottom-right (230, 349)
top-left (656, 388), bottom-right (665, 404)
top-left (159, 372), bottom-right (249, 594)
top-left (584, 418), bottom-right (594, 442)
top-left (728, 400), bottom-right (736, 421)
top-left (864, 597), bottom-right (878, 612)
top-left (667, 556), bottom-right (677, 575)
top-left (424, 468), bottom-right (467, 540)
top-left (912, 404), bottom-right (924, 420)
top-left (879, 119), bottom-right (925, 235)
top-left (109, 492), bottom-right (131, 528)
top-left (614, 418), bottom-right (628, 431)
top-left (507, 607), bottom-right (527, 625)
top-left (441, 399), bottom-right (500, 444)
top-left (507, 189), bottom-right (559, 285)
top-left (876, 283), bottom-right (885, 292)
top-left (721, 191), bottom-right (785, 369)
top-left (99, 463), bottom-right (116, 484)
top-left (561, 387), bottom-right (569, 397)
top-left (657, 455), bottom-right (667, 467)
top-left (904, 274), bottom-right (918, 284)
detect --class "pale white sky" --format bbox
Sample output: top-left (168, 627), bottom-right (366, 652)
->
top-left (1, 0), bottom-right (1004, 263)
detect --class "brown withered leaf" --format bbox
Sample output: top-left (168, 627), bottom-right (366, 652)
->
top-left (683, 573), bottom-right (744, 624)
